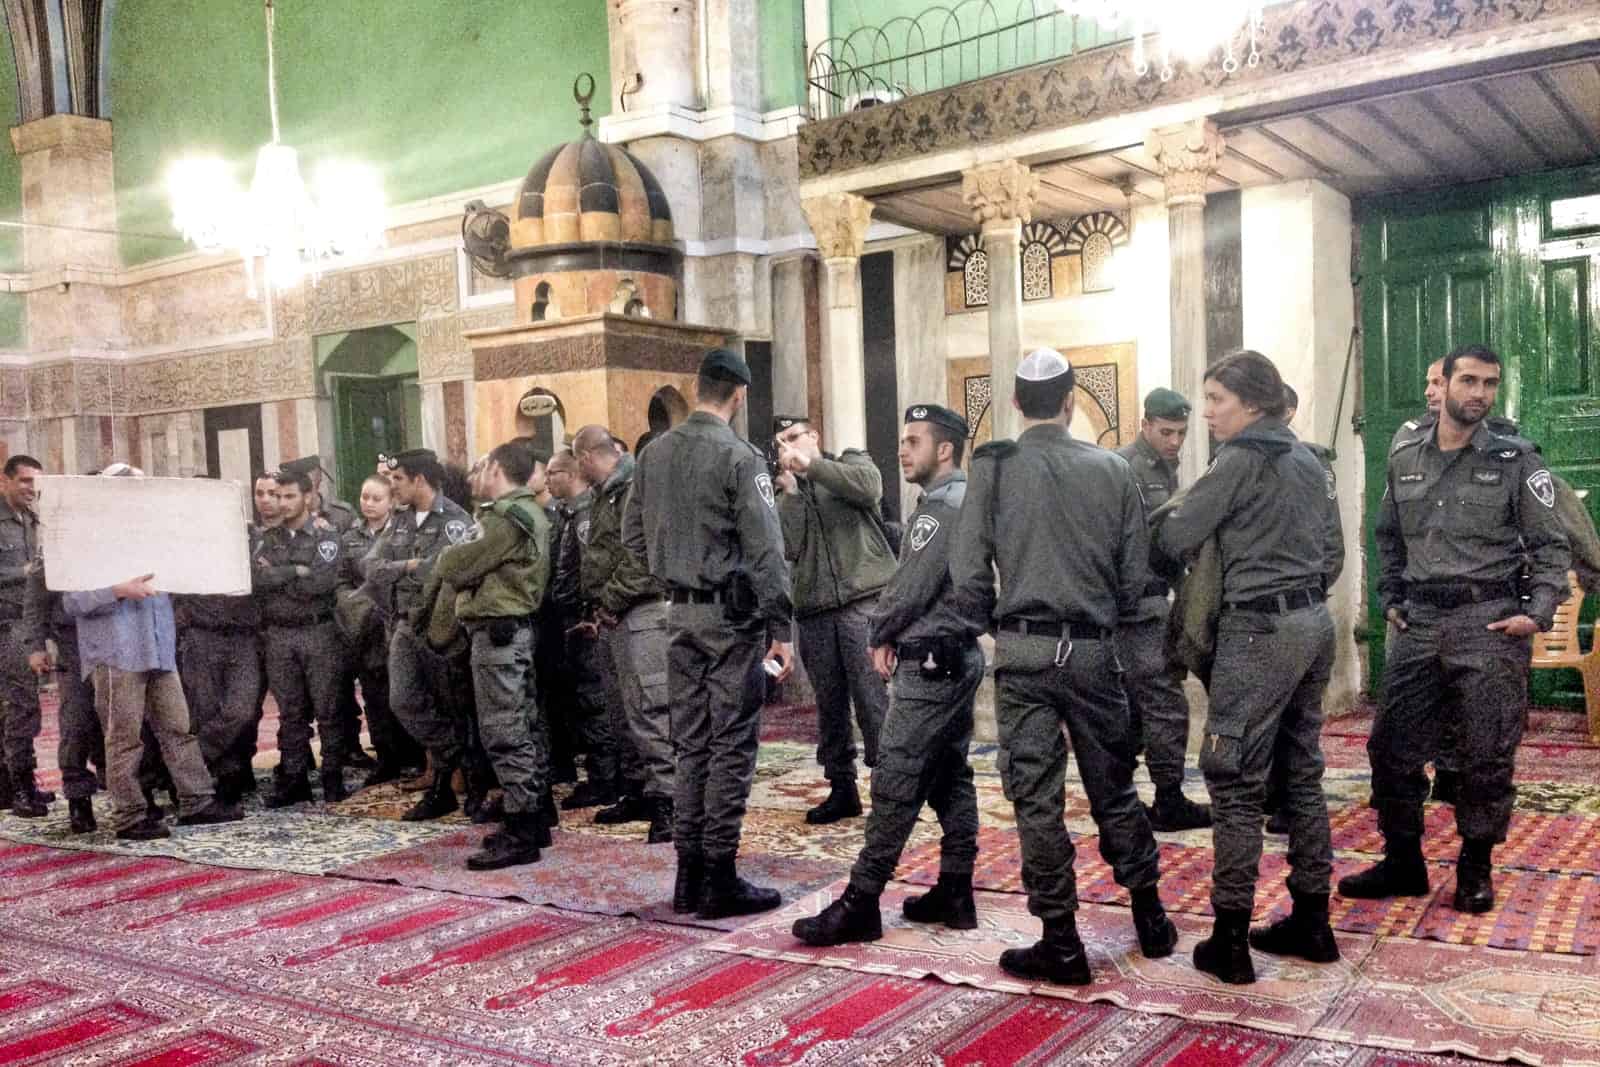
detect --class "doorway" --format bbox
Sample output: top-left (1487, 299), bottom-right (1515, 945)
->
top-left (1359, 163), bottom-right (1600, 703)
top-left (319, 324), bottom-right (423, 501)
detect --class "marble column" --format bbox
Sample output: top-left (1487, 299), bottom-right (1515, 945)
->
top-left (800, 192), bottom-right (873, 450)
top-left (962, 160), bottom-right (1038, 442)
top-left (1146, 118), bottom-right (1225, 486)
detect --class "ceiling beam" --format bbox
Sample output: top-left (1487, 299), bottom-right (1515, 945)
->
top-left (1304, 114), bottom-right (1401, 175)
top-left (1356, 103), bottom-right (1460, 179)
top-left (1469, 82), bottom-right (1557, 166)
top-left (1532, 69), bottom-right (1600, 158)
top-left (1247, 126), bottom-right (1338, 179)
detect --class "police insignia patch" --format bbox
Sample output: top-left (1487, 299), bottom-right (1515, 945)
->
top-left (756, 473), bottom-right (775, 509)
top-left (444, 519), bottom-right (469, 543)
top-left (463, 522), bottom-right (484, 543)
top-left (1527, 469), bottom-right (1556, 508)
top-left (317, 540), bottom-right (338, 562)
top-left (908, 513), bottom-right (940, 552)
top-left (911, 406), bottom-right (928, 419)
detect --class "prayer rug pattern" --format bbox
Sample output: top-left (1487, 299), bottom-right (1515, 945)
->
top-left (330, 825), bottom-right (845, 930)
top-left (0, 847), bottom-right (1480, 1067)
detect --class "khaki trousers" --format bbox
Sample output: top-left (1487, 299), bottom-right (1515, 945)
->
top-left (95, 666), bottom-right (216, 831)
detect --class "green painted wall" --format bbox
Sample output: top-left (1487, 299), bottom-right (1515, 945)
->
top-left (0, 11), bottom-right (24, 346)
top-left (761, 0), bottom-right (805, 111)
top-left (109, 0), bottom-right (613, 266)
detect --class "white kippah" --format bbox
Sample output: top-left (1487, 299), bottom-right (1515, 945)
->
top-left (1017, 347), bottom-right (1071, 382)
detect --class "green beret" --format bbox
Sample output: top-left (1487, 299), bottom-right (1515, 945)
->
top-left (1143, 387), bottom-right (1191, 420)
top-left (699, 347), bottom-right (752, 385)
top-left (904, 403), bottom-right (969, 438)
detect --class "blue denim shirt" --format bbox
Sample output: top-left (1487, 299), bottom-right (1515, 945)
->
top-left (61, 588), bottom-right (178, 679)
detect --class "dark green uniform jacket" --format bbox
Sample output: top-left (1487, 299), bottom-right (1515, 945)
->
top-left (869, 470), bottom-right (979, 647)
top-left (777, 449), bottom-right (897, 619)
top-left (423, 487), bottom-right (551, 624)
top-left (1377, 419), bottom-right (1569, 629)
top-left (580, 454), bottom-right (664, 617)
top-left (623, 410), bottom-right (792, 632)
top-left (252, 523), bottom-right (343, 627)
top-left (950, 423), bottom-right (1150, 631)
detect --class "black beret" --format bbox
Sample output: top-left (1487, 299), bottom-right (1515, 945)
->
top-left (772, 414), bottom-right (810, 436)
top-left (698, 347), bottom-right (751, 385)
top-left (382, 448), bottom-right (437, 471)
top-left (903, 403), bottom-right (969, 438)
top-left (278, 455), bottom-right (325, 476)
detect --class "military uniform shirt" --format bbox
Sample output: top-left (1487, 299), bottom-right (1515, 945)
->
top-left (624, 410), bottom-right (792, 629)
top-left (253, 524), bottom-right (343, 627)
top-left (362, 496), bottom-right (473, 619)
top-left (1116, 435), bottom-right (1179, 513)
top-left (870, 470), bottom-right (979, 647)
top-left (0, 499), bottom-right (36, 620)
top-left (1376, 420), bottom-right (1570, 627)
top-left (551, 489), bottom-right (592, 615)
top-left (950, 423), bottom-right (1150, 631)
top-left (581, 455), bottom-right (664, 616)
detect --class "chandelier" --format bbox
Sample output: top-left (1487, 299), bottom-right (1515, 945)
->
top-left (1058, 1), bottom-right (1265, 81)
top-left (167, 0), bottom-right (385, 297)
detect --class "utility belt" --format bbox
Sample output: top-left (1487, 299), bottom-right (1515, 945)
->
top-left (1225, 587), bottom-right (1325, 615)
top-left (668, 574), bottom-right (760, 617)
top-left (466, 615), bottom-right (533, 647)
top-left (1405, 579), bottom-right (1518, 609)
top-left (995, 617), bottom-right (1109, 641)
top-left (896, 635), bottom-right (976, 680)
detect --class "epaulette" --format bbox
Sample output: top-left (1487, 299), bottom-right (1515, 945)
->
top-left (1484, 431), bottom-right (1537, 461)
top-left (925, 478), bottom-right (966, 507)
top-left (1486, 415), bottom-right (1521, 435)
top-left (1389, 426), bottom-right (1427, 456)
top-left (1401, 418), bottom-right (1420, 431)
top-left (1303, 442), bottom-right (1334, 462)
top-left (973, 440), bottom-right (1018, 461)
top-left (738, 438), bottom-right (763, 458)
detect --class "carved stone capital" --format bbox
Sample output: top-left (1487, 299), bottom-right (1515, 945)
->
top-left (962, 160), bottom-right (1039, 229)
top-left (801, 193), bottom-right (874, 260)
top-left (1144, 119), bottom-right (1225, 208)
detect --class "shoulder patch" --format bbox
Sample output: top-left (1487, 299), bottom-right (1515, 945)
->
top-left (444, 518), bottom-right (470, 544)
top-left (1402, 419), bottom-right (1419, 431)
top-left (316, 540), bottom-right (338, 563)
top-left (755, 472), bottom-right (776, 509)
top-left (1527, 469), bottom-right (1556, 509)
top-left (907, 513), bottom-right (940, 552)
top-left (576, 518), bottom-right (592, 545)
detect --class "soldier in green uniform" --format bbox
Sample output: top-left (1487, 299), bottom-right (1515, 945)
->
top-left (950, 348), bottom-right (1176, 986)
top-left (793, 404), bottom-right (986, 945)
top-left (1116, 388), bottom-right (1211, 832)
top-left (1155, 352), bottom-right (1344, 986)
top-left (1, 456), bottom-right (52, 816)
top-left (772, 415), bottom-right (896, 824)
top-left (362, 448), bottom-right (473, 820)
top-left (574, 425), bottom-right (675, 842)
top-left (254, 468), bottom-right (348, 805)
top-left (625, 348), bottom-right (794, 919)
top-left (1341, 345), bottom-right (1570, 915)
top-left (419, 441), bottom-right (553, 869)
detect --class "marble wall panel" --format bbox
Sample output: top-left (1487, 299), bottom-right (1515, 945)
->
top-left (122, 263), bottom-right (268, 351)
top-left (303, 254), bottom-right (458, 335)
top-left (417, 303), bottom-right (518, 382)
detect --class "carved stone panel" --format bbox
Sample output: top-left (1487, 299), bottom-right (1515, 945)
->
top-left (304, 254), bottom-right (459, 334)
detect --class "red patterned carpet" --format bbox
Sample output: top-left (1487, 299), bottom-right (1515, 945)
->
top-left (0, 844), bottom-right (1476, 1067)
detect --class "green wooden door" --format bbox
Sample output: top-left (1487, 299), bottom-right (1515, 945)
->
top-left (1359, 164), bottom-right (1600, 701)
top-left (336, 376), bottom-right (410, 503)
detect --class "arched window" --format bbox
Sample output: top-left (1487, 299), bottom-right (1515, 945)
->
top-left (963, 249), bottom-right (990, 308)
top-left (532, 281), bottom-right (558, 322)
top-left (1021, 240), bottom-right (1052, 301)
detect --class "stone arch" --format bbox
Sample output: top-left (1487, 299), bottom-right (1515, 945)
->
top-left (647, 385), bottom-right (688, 433)
top-left (531, 280), bottom-right (559, 322)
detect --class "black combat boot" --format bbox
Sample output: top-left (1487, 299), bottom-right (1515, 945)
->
top-left (1147, 786), bottom-right (1212, 832)
top-left (549, 757), bottom-right (578, 786)
top-left (1249, 890), bottom-right (1340, 963)
top-left (466, 811), bottom-right (542, 870)
top-left (1337, 836), bottom-right (1430, 899)
top-left (998, 915), bottom-right (1091, 986)
top-left (561, 780), bottom-right (617, 810)
top-left (536, 788), bottom-right (558, 848)
top-left (361, 762), bottom-right (404, 789)
top-left (792, 884), bottom-right (883, 946)
top-left (1431, 767), bottom-right (1459, 805)
top-left (68, 796), bottom-right (97, 833)
top-left (402, 763), bottom-right (459, 821)
top-left (696, 857), bottom-right (782, 919)
top-left (471, 792), bottom-right (506, 825)
top-left (462, 782), bottom-right (489, 822)
top-left (265, 773), bottom-right (313, 809)
top-left (0, 764), bottom-right (11, 806)
top-left (1131, 886), bottom-right (1179, 958)
top-left (804, 780), bottom-right (862, 825)
top-left (646, 796), bottom-right (674, 844)
top-left (1194, 906), bottom-right (1255, 985)
top-left (594, 791), bottom-right (649, 825)
top-left (9, 785), bottom-right (47, 818)
top-left (177, 801), bottom-right (244, 826)
top-left (673, 852), bottom-right (704, 914)
top-left (321, 767), bottom-right (349, 804)
top-left (1453, 839), bottom-right (1496, 914)
top-left (902, 873), bottom-right (978, 929)
top-left (115, 816), bottom-right (171, 841)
